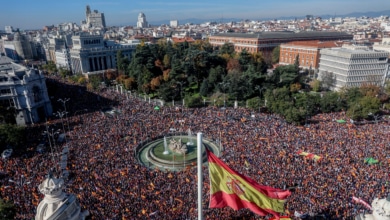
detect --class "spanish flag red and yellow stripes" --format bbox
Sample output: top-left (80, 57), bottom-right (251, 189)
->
top-left (207, 149), bottom-right (291, 218)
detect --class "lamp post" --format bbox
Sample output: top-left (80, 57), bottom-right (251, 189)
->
top-left (57, 98), bottom-right (70, 133)
top-left (43, 123), bottom-right (56, 166)
top-left (9, 175), bottom-right (31, 198)
top-left (55, 110), bottom-right (67, 143)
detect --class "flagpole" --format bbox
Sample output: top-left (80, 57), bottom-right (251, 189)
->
top-left (197, 132), bottom-right (203, 220)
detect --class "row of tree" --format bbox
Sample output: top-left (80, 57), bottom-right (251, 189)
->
top-left (62, 41), bottom-right (390, 124)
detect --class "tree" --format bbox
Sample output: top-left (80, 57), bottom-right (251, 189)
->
top-left (0, 106), bottom-right (16, 124)
top-left (58, 67), bottom-right (71, 78)
top-left (320, 91), bottom-right (344, 113)
top-left (310, 79), bottom-right (322, 92)
top-left (0, 198), bottom-right (16, 220)
top-left (219, 43), bottom-right (235, 57)
top-left (346, 96), bottom-right (381, 120)
top-left (116, 50), bottom-right (129, 74)
top-left (199, 79), bottom-right (209, 97)
top-left (0, 124), bottom-right (25, 151)
top-left (320, 71), bottom-right (336, 90)
top-left (294, 54), bottom-right (300, 71)
top-left (359, 83), bottom-right (381, 98)
top-left (272, 46), bottom-right (280, 64)
top-left (238, 49), bottom-right (252, 72)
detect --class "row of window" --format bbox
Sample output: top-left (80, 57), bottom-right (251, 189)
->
top-left (84, 39), bottom-right (101, 45)
top-left (283, 53), bottom-right (315, 60)
top-left (350, 59), bottom-right (388, 64)
top-left (346, 76), bottom-right (382, 82)
top-left (0, 89), bottom-right (12, 95)
top-left (235, 46), bottom-right (257, 52)
top-left (281, 48), bottom-right (316, 54)
top-left (0, 98), bottom-right (15, 107)
top-left (281, 57), bottom-right (314, 66)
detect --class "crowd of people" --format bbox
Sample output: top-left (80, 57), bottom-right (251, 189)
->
top-left (0, 75), bottom-right (389, 219)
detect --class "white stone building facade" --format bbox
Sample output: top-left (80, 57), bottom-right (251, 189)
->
top-left (137, 12), bottom-right (148, 28)
top-left (0, 56), bottom-right (52, 125)
top-left (318, 45), bottom-right (389, 91)
top-left (69, 33), bottom-right (135, 74)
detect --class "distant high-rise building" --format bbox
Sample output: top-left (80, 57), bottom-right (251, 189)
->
top-left (0, 31), bottom-right (34, 61)
top-left (137, 12), bottom-right (148, 28)
top-left (83, 5), bottom-right (106, 30)
top-left (4, 26), bottom-right (13, 34)
top-left (170, 20), bottom-right (179, 28)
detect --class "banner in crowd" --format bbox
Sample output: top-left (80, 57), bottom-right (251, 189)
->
top-left (296, 150), bottom-right (321, 162)
top-left (352, 196), bottom-right (372, 210)
top-left (207, 149), bottom-right (291, 218)
top-left (364, 157), bottom-right (379, 165)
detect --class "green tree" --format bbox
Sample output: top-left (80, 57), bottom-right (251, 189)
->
top-left (58, 67), bottom-right (71, 78)
top-left (294, 54), bottom-right (300, 70)
top-left (272, 46), bottom-right (280, 64)
top-left (310, 79), bottom-right (322, 92)
top-left (0, 124), bottom-right (25, 151)
top-left (199, 79), bottom-right (209, 97)
top-left (184, 94), bottom-right (203, 108)
top-left (320, 91), bottom-right (344, 113)
top-left (0, 106), bottom-right (16, 124)
top-left (0, 198), bottom-right (16, 220)
top-left (238, 49), bottom-right (252, 72)
top-left (268, 65), bottom-right (299, 88)
top-left (219, 43), bottom-right (235, 57)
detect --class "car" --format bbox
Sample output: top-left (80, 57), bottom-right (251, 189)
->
top-left (2, 149), bottom-right (13, 159)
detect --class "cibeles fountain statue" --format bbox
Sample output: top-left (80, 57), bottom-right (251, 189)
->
top-left (168, 138), bottom-right (188, 154)
top-left (355, 195), bottom-right (390, 220)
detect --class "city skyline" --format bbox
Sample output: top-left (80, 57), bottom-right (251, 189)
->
top-left (2, 0), bottom-right (390, 30)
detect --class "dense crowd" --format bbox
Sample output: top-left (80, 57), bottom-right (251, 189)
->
top-left (0, 76), bottom-right (389, 219)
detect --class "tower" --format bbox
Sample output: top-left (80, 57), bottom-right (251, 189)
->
top-left (137, 12), bottom-right (148, 28)
top-left (86, 5), bottom-right (91, 18)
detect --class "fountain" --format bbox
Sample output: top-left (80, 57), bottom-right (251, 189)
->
top-left (187, 129), bottom-right (194, 146)
top-left (163, 136), bottom-right (169, 155)
top-left (137, 134), bottom-right (221, 171)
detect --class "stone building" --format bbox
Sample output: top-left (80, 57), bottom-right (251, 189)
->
top-left (318, 45), bottom-right (389, 91)
top-left (69, 32), bottom-right (135, 74)
top-left (209, 31), bottom-right (353, 59)
top-left (137, 12), bottom-right (148, 28)
top-left (83, 5), bottom-right (106, 30)
top-left (0, 56), bottom-right (52, 125)
top-left (279, 40), bottom-right (343, 69)
top-left (35, 173), bottom-right (89, 220)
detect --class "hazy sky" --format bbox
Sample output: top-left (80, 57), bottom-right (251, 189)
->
top-left (2, 0), bottom-right (390, 30)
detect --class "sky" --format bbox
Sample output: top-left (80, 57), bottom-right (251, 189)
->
top-left (2, 0), bottom-right (390, 30)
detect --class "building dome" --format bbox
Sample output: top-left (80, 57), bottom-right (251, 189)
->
top-left (35, 173), bottom-right (89, 220)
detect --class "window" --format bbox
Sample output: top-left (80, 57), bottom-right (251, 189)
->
top-left (0, 89), bottom-right (11, 95)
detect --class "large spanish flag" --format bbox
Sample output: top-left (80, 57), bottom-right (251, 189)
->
top-left (207, 149), bottom-right (291, 218)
